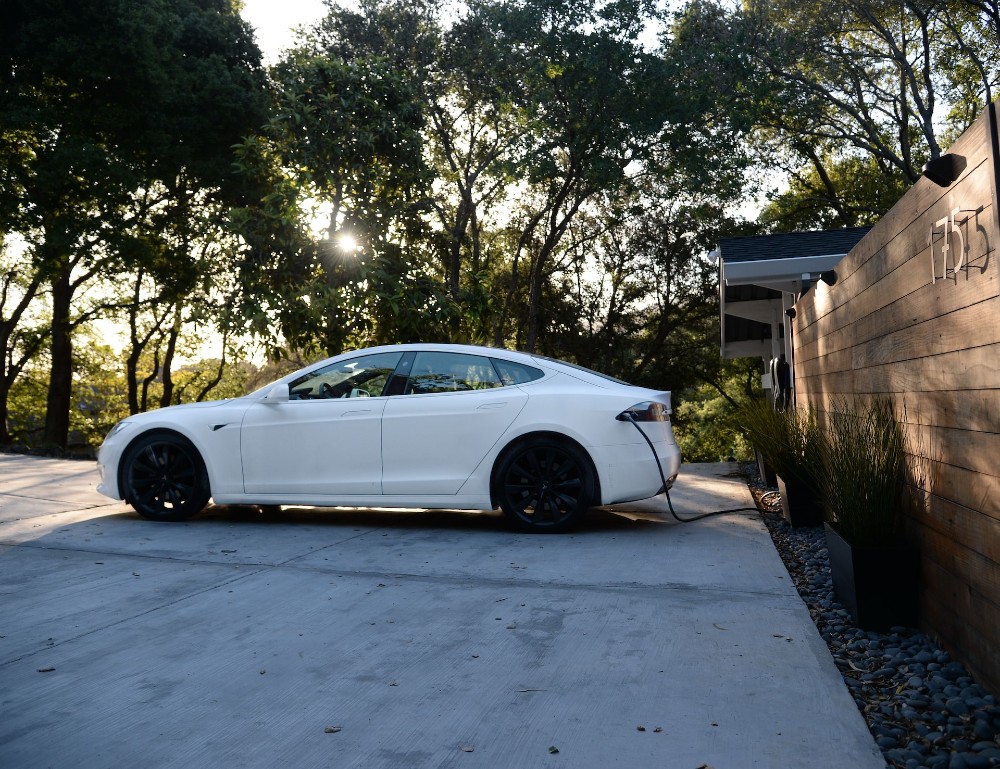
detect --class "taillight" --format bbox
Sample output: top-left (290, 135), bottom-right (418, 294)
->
top-left (616, 401), bottom-right (670, 422)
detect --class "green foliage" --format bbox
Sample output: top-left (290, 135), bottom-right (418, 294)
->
top-left (734, 398), bottom-right (825, 488)
top-left (2, 0), bottom-right (999, 459)
top-left (819, 397), bottom-right (909, 547)
top-left (673, 382), bottom-right (754, 463)
top-left (233, 24), bottom-right (433, 357)
top-left (665, 0), bottom-right (1000, 226)
top-left (1, 0), bottom-right (269, 448)
top-left (6, 336), bottom-right (130, 453)
top-left (759, 154), bottom-right (910, 231)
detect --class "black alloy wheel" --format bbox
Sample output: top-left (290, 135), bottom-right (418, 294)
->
top-left (121, 433), bottom-right (210, 521)
top-left (496, 439), bottom-right (596, 532)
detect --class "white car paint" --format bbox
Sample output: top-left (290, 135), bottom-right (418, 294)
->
top-left (97, 343), bottom-right (681, 530)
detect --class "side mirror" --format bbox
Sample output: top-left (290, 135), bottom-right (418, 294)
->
top-left (262, 384), bottom-right (289, 403)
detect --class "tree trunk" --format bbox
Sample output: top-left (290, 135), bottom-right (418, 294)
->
top-left (0, 384), bottom-right (11, 444)
top-left (159, 306), bottom-right (181, 408)
top-left (524, 250), bottom-right (545, 353)
top-left (43, 270), bottom-right (74, 449)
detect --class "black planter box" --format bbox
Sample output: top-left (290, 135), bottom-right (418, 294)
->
top-left (824, 523), bottom-right (920, 631)
top-left (777, 475), bottom-right (825, 528)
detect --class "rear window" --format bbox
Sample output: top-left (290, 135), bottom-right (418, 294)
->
top-left (491, 358), bottom-right (545, 386)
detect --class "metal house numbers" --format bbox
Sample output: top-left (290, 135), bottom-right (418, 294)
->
top-left (929, 206), bottom-right (972, 284)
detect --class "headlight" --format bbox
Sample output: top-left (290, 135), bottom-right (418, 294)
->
top-left (105, 420), bottom-right (133, 440)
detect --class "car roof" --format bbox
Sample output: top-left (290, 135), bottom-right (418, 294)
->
top-left (348, 343), bottom-right (632, 387)
top-left (253, 343), bottom-right (638, 395)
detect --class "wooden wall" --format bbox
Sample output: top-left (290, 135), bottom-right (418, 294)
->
top-left (792, 104), bottom-right (1000, 693)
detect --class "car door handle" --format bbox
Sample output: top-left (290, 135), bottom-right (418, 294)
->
top-left (341, 409), bottom-right (373, 417)
top-left (477, 402), bottom-right (507, 411)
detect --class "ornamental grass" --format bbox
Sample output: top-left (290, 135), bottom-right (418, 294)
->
top-left (734, 397), bottom-right (824, 489)
top-left (819, 396), bottom-right (908, 548)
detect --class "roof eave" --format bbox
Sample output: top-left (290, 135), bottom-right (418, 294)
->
top-left (721, 253), bottom-right (846, 293)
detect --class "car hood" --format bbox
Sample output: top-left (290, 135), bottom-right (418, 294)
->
top-left (123, 398), bottom-right (241, 424)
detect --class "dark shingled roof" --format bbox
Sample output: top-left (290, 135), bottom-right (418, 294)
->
top-left (719, 226), bottom-right (872, 263)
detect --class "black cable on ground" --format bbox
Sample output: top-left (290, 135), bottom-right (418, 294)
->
top-left (622, 412), bottom-right (759, 523)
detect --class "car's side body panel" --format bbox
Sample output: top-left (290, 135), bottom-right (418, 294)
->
top-left (97, 400), bottom-right (249, 500)
top-left (240, 397), bottom-right (388, 495)
top-left (452, 374), bottom-right (680, 506)
top-left (381, 387), bottom-right (528, 494)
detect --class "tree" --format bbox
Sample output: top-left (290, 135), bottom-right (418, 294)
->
top-left (234, 22), bottom-right (435, 357)
top-left (0, 0), bottom-right (267, 448)
top-left (0, 239), bottom-right (48, 443)
top-left (469, 0), bottom-right (675, 351)
top-left (666, 0), bottom-right (1000, 226)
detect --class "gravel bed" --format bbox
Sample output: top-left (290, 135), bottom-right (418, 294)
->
top-left (746, 471), bottom-right (1000, 769)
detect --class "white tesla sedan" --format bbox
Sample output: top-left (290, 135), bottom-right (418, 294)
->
top-left (97, 344), bottom-right (681, 532)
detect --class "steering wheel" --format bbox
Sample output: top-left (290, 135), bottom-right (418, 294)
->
top-left (319, 382), bottom-right (336, 399)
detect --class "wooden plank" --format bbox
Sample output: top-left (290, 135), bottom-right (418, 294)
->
top-left (920, 554), bottom-right (1000, 693)
top-left (915, 521), bottom-right (1000, 641)
top-left (898, 389), bottom-right (1000, 433)
top-left (795, 171), bottom-right (997, 345)
top-left (795, 341), bottom-right (854, 373)
top-left (852, 342), bottom-right (1000, 393)
top-left (847, 250), bottom-right (997, 354)
top-left (902, 424), bottom-right (1000, 484)
top-left (921, 583), bottom-right (1000, 694)
top-left (850, 297), bottom-right (1000, 369)
top-left (904, 457), bottom-right (1000, 522)
top-left (794, 369), bottom-right (857, 399)
top-left (795, 239), bottom-right (998, 361)
top-left (909, 486), bottom-right (1000, 564)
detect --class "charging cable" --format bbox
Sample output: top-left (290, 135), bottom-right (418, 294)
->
top-left (622, 412), bottom-right (759, 523)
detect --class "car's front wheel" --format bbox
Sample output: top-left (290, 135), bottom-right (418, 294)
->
top-left (121, 432), bottom-right (210, 521)
top-left (496, 438), bottom-right (596, 533)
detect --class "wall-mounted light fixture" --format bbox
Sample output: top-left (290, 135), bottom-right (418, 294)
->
top-left (922, 153), bottom-right (967, 187)
top-left (785, 308), bottom-right (796, 319)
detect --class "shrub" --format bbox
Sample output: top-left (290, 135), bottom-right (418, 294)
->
top-left (819, 396), bottom-right (907, 547)
top-left (734, 397), bottom-right (824, 488)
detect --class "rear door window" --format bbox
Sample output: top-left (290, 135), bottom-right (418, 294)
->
top-left (405, 352), bottom-right (503, 394)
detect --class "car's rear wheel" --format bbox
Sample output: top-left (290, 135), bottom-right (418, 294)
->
top-left (121, 432), bottom-right (210, 522)
top-left (496, 438), bottom-right (596, 533)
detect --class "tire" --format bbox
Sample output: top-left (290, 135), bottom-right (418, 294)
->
top-left (120, 432), bottom-right (210, 521)
top-left (496, 438), bottom-right (596, 533)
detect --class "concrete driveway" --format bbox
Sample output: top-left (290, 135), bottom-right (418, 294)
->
top-left (0, 454), bottom-right (884, 768)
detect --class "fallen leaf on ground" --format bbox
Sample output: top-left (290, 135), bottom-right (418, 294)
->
top-left (548, 746), bottom-right (559, 754)
top-left (460, 745), bottom-right (474, 752)
top-left (324, 726), bottom-right (342, 734)
top-left (37, 666), bottom-right (55, 673)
